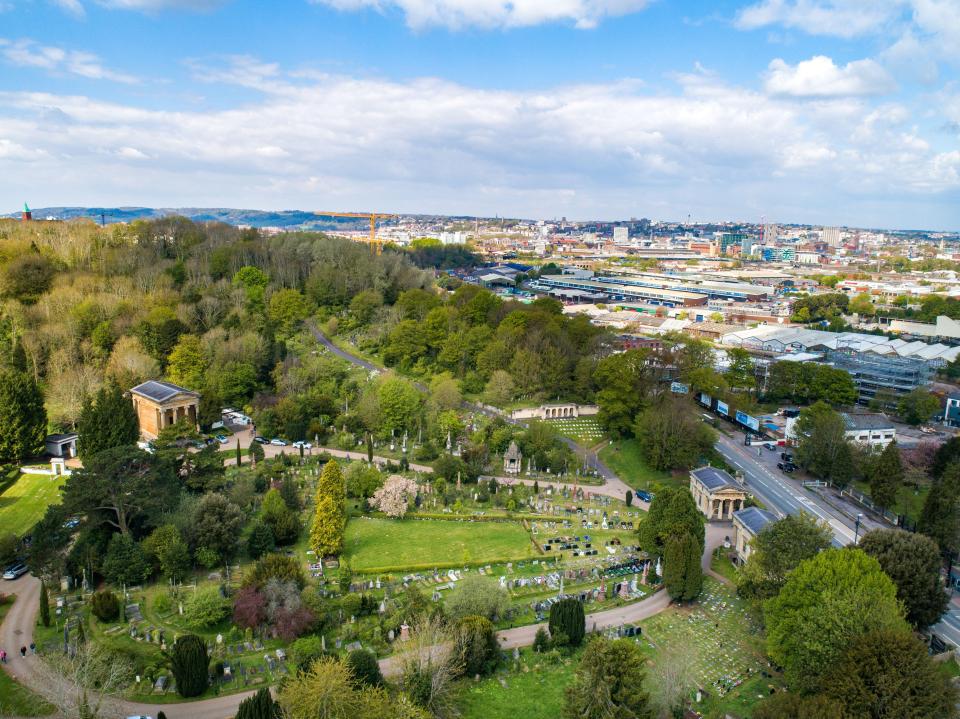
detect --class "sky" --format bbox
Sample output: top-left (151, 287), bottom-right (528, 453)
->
top-left (0, 0), bottom-right (958, 230)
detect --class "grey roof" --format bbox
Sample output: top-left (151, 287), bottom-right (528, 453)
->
top-left (45, 432), bottom-right (78, 443)
top-left (733, 506), bottom-right (776, 535)
top-left (130, 380), bottom-right (198, 402)
top-left (690, 466), bottom-right (737, 491)
top-left (842, 413), bottom-right (895, 432)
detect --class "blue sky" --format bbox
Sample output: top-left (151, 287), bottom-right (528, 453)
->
top-left (0, 0), bottom-right (958, 230)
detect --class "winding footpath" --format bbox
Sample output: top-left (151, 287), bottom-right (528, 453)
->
top-left (0, 329), bottom-right (698, 718)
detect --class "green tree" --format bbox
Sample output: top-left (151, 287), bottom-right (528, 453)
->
top-left (268, 288), bottom-right (313, 336)
top-left (753, 693), bottom-right (843, 719)
top-left (825, 630), bottom-right (958, 719)
top-left (794, 402), bottom-right (855, 485)
top-left (90, 590), bottom-right (120, 621)
top-left (563, 637), bottom-right (653, 719)
top-left (62, 445), bottom-right (176, 536)
top-left (0, 368), bottom-right (46, 463)
top-left (166, 335), bottom-right (209, 390)
top-left (310, 460), bottom-right (346, 556)
top-left (77, 381), bottom-right (140, 459)
top-left (867, 441), bottom-right (903, 511)
top-left (918, 461), bottom-right (960, 556)
top-left (725, 348), bottom-right (755, 392)
top-left (859, 529), bottom-right (949, 629)
top-left (446, 574), bottom-right (508, 621)
top-left (663, 532), bottom-right (703, 602)
top-left (235, 687), bottom-right (280, 719)
top-left (594, 350), bottom-right (655, 437)
top-left (897, 388), bottom-right (941, 426)
top-left (625, 490), bottom-right (632, 507)
top-left (101, 533), bottom-right (150, 586)
top-left (483, 369), bottom-right (515, 405)
top-left (452, 615), bottom-right (499, 677)
top-left (184, 585), bottom-right (229, 628)
top-left (261, 488), bottom-right (301, 546)
top-left (637, 487), bottom-right (705, 557)
top-left (548, 598), bottom-right (585, 647)
top-left (764, 548), bottom-right (908, 691)
top-left (215, 360), bottom-right (258, 406)
top-left (247, 520), bottom-right (275, 559)
top-left (191, 493), bottom-right (245, 562)
top-left (39, 580), bottom-right (50, 627)
top-left (143, 524), bottom-right (191, 582)
top-left (170, 634), bottom-right (209, 698)
top-left (848, 292), bottom-right (876, 316)
top-left (376, 376), bottom-right (422, 435)
top-left (347, 649), bottom-right (384, 688)
top-left (737, 513), bottom-right (832, 601)
top-left (633, 397), bottom-right (715, 471)
top-left (249, 438), bottom-right (265, 465)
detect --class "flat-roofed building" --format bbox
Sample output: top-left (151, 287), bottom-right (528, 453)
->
top-left (842, 413), bottom-right (896, 448)
top-left (130, 380), bottom-right (200, 440)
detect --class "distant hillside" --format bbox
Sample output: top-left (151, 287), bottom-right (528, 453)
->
top-left (1, 206), bottom-right (377, 230)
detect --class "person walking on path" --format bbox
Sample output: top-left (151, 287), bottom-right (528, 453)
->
top-left (19, 646), bottom-right (26, 658)
top-left (1, 649), bottom-right (6, 663)
top-left (29, 642), bottom-right (35, 654)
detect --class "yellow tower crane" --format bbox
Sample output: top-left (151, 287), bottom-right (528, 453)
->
top-left (314, 211), bottom-right (397, 255)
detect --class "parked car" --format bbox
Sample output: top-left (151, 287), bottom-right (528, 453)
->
top-left (215, 434), bottom-right (229, 444)
top-left (777, 462), bottom-right (794, 474)
top-left (62, 517), bottom-right (80, 530)
top-left (254, 436), bottom-right (269, 444)
top-left (764, 442), bottom-right (776, 451)
top-left (3, 563), bottom-right (28, 580)
top-left (292, 441), bottom-right (313, 450)
top-left (780, 452), bottom-right (793, 462)
top-left (634, 490), bottom-right (653, 503)
top-left (270, 438), bottom-right (288, 447)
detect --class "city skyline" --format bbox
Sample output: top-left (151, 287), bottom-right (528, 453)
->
top-left (0, 0), bottom-right (958, 230)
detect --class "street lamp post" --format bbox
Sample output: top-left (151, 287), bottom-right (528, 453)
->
top-left (854, 513), bottom-right (863, 545)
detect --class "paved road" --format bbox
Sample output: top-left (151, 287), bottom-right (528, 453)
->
top-left (713, 432), bottom-right (874, 546)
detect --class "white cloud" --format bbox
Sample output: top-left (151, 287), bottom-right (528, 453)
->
top-left (0, 39), bottom-right (137, 83)
top-left (52, 0), bottom-right (86, 17)
top-left (0, 65), bottom-right (956, 229)
top-left (765, 55), bottom-right (896, 97)
top-left (311, 0), bottom-right (651, 29)
top-left (735, 0), bottom-right (904, 38)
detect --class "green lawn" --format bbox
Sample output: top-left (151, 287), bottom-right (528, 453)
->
top-left (458, 649), bottom-right (577, 719)
top-left (852, 480), bottom-right (929, 524)
top-left (710, 550), bottom-right (740, 585)
top-left (343, 517), bottom-right (536, 572)
top-left (599, 439), bottom-right (684, 492)
top-left (0, 472), bottom-right (64, 537)
top-left (0, 597), bottom-right (55, 716)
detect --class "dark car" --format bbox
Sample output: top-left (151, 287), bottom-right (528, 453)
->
top-left (780, 452), bottom-right (793, 462)
top-left (635, 490), bottom-right (653, 503)
top-left (254, 436), bottom-right (269, 444)
top-left (777, 462), bottom-right (795, 473)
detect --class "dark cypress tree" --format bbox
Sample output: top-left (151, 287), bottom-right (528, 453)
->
top-left (249, 439), bottom-right (264, 466)
top-left (235, 687), bottom-right (279, 719)
top-left (236, 438), bottom-right (242, 467)
top-left (366, 433), bottom-right (374, 463)
top-left (549, 598), bottom-right (585, 647)
top-left (869, 441), bottom-right (903, 512)
top-left (77, 382), bottom-right (139, 458)
top-left (39, 580), bottom-right (50, 627)
top-left (663, 532), bottom-right (703, 602)
top-left (171, 634), bottom-right (209, 698)
top-left (625, 490), bottom-right (633, 507)
top-left (347, 648), bottom-right (385, 687)
top-left (919, 462), bottom-right (960, 557)
top-left (0, 368), bottom-right (46, 463)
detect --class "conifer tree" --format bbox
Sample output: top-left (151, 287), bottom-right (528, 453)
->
top-left (171, 634), bottom-right (209, 697)
top-left (0, 368), bottom-right (46, 463)
top-left (663, 532), bottom-right (702, 602)
top-left (310, 460), bottom-right (346, 556)
top-left (77, 381), bottom-right (139, 458)
top-left (39, 580), bottom-right (50, 627)
top-left (869, 441), bottom-right (903, 512)
top-left (236, 438), bottom-right (242, 466)
top-left (236, 686), bottom-right (280, 719)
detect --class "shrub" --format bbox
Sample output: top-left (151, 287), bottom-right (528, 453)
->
top-left (290, 635), bottom-right (326, 670)
top-left (153, 593), bottom-right (173, 614)
top-left (90, 590), bottom-right (120, 622)
top-left (171, 634), bottom-right (209, 698)
top-left (548, 599), bottom-right (585, 647)
top-left (184, 585), bottom-right (229, 629)
top-left (346, 648), bottom-right (384, 687)
top-left (247, 521), bottom-right (274, 559)
top-left (533, 626), bottom-right (549, 653)
top-left (243, 553), bottom-right (305, 590)
top-left (453, 615), bottom-right (499, 677)
top-left (236, 686), bottom-right (280, 719)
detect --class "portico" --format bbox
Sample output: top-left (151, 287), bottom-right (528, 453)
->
top-left (689, 466), bottom-right (747, 521)
top-left (130, 380), bottom-right (201, 440)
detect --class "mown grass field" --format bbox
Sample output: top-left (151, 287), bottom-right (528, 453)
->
top-left (0, 472), bottom-right (64, 537)
top-left (599, 439), bottom-right (683, 492)
top-left (546, 417), bottom-right (606, 446)
top-left (343, 517), bottom-right (536, 572)
top-left (458, 649), bottom-right (577, 719)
